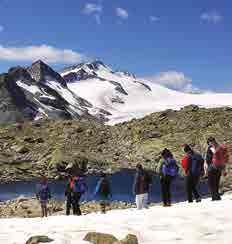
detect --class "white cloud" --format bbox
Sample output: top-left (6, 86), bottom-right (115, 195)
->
top-left (83, 3), bottom-right (102, 15)
top-left (145, 71), bottom-right (200, 93)
top-left (83, 3), bottom-right (103, 24)
top-left (150, 16), bottom-right (160, 22)
top-left (200, 11), bottom-right (223, 24)
top-left (0, 44), bottom-right (86, 64)
top-left (116, 7), bottom-right (129, 19)
top-left (0, 25), bottom-right (4, 32)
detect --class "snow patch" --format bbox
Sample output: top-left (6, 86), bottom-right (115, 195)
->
top-left (1, 195), bottom-right (232, 244)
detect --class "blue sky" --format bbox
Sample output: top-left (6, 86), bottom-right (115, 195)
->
top-left (0, 0), bottom-right (231, 92)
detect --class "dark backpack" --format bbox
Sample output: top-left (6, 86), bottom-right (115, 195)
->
top-left (189, 153), bottom-right (204, 176)
top-left (73, 177), bottom-right (87, 194)
top-left (138, 172), bottom-right (151, 193)
top-left (162, 158), bottom-right (179, 177)
top-left (99, 179), bottom-right (110, 196)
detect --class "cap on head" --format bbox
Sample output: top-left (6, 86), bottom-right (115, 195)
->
top-left (184, 144), bottom-right (192, 153)
top-left (136, 163), bottom-right (143, 170)
top-left (207, 137), bottom-right (216, 145)
top-left (161, 148), bottom-right (173, 158)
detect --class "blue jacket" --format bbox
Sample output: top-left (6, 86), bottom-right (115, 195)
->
top-left (36, 183), bottom-right (51, 201)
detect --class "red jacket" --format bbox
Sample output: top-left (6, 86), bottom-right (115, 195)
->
top-left (181, 155), bottom-right (189, 174)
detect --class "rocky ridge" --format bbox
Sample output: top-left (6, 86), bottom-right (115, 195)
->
top-left (0, 106), bottom-right (232, 190)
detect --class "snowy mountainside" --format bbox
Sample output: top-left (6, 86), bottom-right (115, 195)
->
top-left (0, 59), bottom-right (232, 124)
top-left (60, 61), bottom-right (232, 125)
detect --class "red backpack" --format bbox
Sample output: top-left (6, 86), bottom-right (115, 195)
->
top-left (212, 144), bottom-right (230, 166)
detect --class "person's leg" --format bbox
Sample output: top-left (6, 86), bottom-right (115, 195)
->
top-left (192, 176), bottom-right (201, 201)
top-left (166, 176), bottom-right (172, 206)
top-left (76, 193), bottom-right (82, 216)
top-left (186, 176), bottom-right (193, 203)
top-left (100, 201), bottom-right (106, 214)
top-left (208, 169), bottom-right (215, 200)
top-left (160, 178), bottom-right (167, 206)
top-left (143, 193), bottom-right (149, 209)
top-left (210, 168), bottom-right (218, 200)
top-left (215, 169), bottom-right (222, 200)
top-left (136, 194), bottom-right (142, 210)
top-left (66, 197), bottom-right (71, 216)
top-left (72, 194), bottom-right (78, 215)
top-left (40, 203), bottom-right (44, 217)
top-left (44, 203), bottom-right (48, 217)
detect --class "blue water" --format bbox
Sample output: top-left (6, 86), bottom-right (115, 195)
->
top-left (0, 170), bottom-right (209, 203)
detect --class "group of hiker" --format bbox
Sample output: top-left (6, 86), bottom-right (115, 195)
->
top-left (36, 136), bottom-right (230, 217)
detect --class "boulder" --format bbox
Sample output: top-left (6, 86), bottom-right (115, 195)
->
top-left (25, 235), bottom-right (53, 244)
top-left (84, 232), bottom-right (118, 244)
top-left (113, 234), bottom-right (139, 244)
top-left (12, 145), bottom-right (29, 154)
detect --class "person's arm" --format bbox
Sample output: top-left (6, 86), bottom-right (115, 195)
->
top-left (158, 161), bottom-right (164, 177)
top-left (206, 146), bottom-right (213, 165)
top-left (94, 180), bottom-right (101, 195)
top-left (48, 187), bottom-right (52, 199)
top-left (133, 173), bottom-right (138, 195)
top-left (36, 184), bottom-right (40, 200)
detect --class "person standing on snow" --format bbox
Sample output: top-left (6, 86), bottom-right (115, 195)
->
top-left (94, 173), bottom-right (112, 214)
top-left (73, 174), bottom-right (88, 215)
top-left (159, 148), bottom-right (179, 207)
top-left (133, 164), bottom-right (152, 210)
top-left (181, 144), bottom-right (204, 203)
top-left (206, 137), bottom-right (229, 201)
top-left (36, 176), bottom-right (51, 217)
top-left (65, 174), bottom-right (88, 216)
top-left (65, 175), bottom-right (76, 215)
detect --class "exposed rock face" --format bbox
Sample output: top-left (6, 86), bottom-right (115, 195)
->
top-left (27, 60), bottom-right (67, 87)
top-left (25, 235), bottom-right (53, 244)
top-left (83, 233), bottom-right (139, 244)
top-left (113, 234), bottom-right (138, 244)
top-left (0, 60), bottom-right (109, 123)
top-left (84, 232), bottom-right (118, 244)
top-left (0, 106), bottom-right (232, 191)
top-left (0, 197), bottom-right (135, 218)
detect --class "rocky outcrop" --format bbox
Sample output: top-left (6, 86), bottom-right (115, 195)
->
top-left (0, 107), bottom-right (232, 189)
top-left (25, 236), bottom-right (53, 244)
top-left (83, 233), bottom-right (139, 244)
top-left (84, 232), bottom-right (118, 244)
top-left (27, 60), bottom-right (67, 87)
top-left (0, 197), bottom-right (135, 218)
top-left (113, 234), bottom-right (138, 244)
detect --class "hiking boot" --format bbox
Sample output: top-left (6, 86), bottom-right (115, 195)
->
top-left (196, 198), bottom-right (201, 203)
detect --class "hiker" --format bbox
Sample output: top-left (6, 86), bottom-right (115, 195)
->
top-left (94, 173), bottom-right (112, 214)
top-left (181, 144), bottom-right (204, 203)
top-left (65, 175), bottom-right (75, 216)
top-left (133, 164), bottom-right (152, 210)
top-left (206, 137), bottom-right (229, 201)
top-left (73, 174), bottom-right (88, 215)
top-left (159, 148), bottom-right (179, 207)
top-left (36, 176), bottom-right (51, 217)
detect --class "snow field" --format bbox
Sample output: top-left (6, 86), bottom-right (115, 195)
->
top-left (1, 195), bottom-right (232, 244)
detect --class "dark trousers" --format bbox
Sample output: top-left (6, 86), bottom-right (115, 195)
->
top-left (160, 176), bottom-right (173, 205)
top-left (186, 175), bottom-right (201, 202)
top-left (208, 167), bottom-right (222, 200)
top-left (66, 193), bottom-right (82, 216)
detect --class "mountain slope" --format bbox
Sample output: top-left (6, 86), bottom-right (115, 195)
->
top-left (60, 61), bottom-right (232, 124)
top-left (0, 60), bottom-right (109, 123)
top-left (1, 59), bottom-right (232, 124)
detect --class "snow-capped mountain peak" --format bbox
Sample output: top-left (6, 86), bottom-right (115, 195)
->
top-left (1, 59), bottom-right (232, 125)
